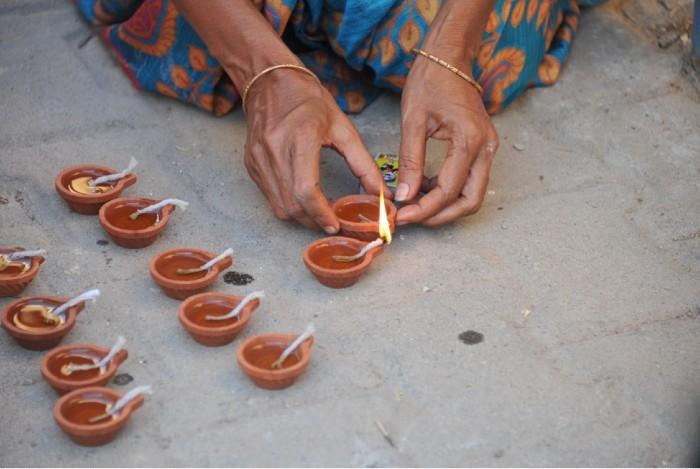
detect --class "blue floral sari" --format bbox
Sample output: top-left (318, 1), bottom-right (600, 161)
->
top-left (75, 0), bottom-right (601, 115)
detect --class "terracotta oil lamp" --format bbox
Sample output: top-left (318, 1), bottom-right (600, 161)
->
top-left (0, 248), bottom-right (46, 297)
top-left (150, 247), bottom-right (233, 300)
top-left (99, 197), bottom-right (188, 249)
top-left (41, 337), bottom-right (128, 395)
top-left (0, 289), bottom-right (98, 350)
top-left (55, 159), bottom-right (138, 215)
top-left (332, 193), bottom-right (396, 241)
top-left (237, 324), bottom-right (314, 390)
top-left (304, 190), bottom-right (392, 288)
top-left (54, 385), bottom-right (151, 446)
top-left (178, 291), bottom-right (263, 346)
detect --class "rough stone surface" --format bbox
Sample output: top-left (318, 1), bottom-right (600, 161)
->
top-left (1, 1), bottom-right (699, 466)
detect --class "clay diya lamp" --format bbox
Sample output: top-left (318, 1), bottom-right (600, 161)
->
top-left (150, 247), bottom-right (233, 300)
top-left (41, 336), bottom-right (128, 395)
top-left (54, 385), bottom-right (151, 446)
top-left (99, 197), bottom-right (188, 249)
top-left (0, 289), bottom-right (99, 350)
top-left (237, 324), bottom-right (315, 390)
top-left (0, 248), bottom-right (46, 297)
top-left (303, 237), bottom-right (385, 288)
top-left (55, 158), bottom-right (138, 214)
top-left (179, 290), bottom-right (263, 346)
top-left (332, 193), bottom-right (396, 241)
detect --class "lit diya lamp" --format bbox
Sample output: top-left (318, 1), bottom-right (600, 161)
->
top-left (237, 323), bottom-right (315, 390)
top-left (150, 247), bottom-right (234, 300)
top-left (0, 248), bottom-right (46, 297)
top-left (54, 384), bottom-right (151, 446)
top-left (99, 197), bottom-right (188, 248)
top-left (41, 336), bottom-right (129, 395)
top-left (304, 190), bottom-right (392, 288)
top-left (0, 289), bottom-right (100, 350)
top-left (55, 158), bottom-right (138, 214)
top-left (179, 290), bottom-right (263, 346)
top-left (332, 193), bottom-right (397, 241)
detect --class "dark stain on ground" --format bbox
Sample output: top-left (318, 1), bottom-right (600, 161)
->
top-left (97, 239), bottom-right (109, 246)
top-left (223, 271), bottom-right (254, 285)
top-left (113, 373), bottom-right (134, 386)
top-left (458, 330), bottom-right (484, 345)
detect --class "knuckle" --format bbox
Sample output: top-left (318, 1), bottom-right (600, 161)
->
top-left (293, 180), bottom-right (317, 204)
top-left (399, 156), bottom-right (422, 173)
top-left (286, 203), bottom-right (305, 220)
top-left (273, 208), bottom-right (291, 221)
top-left (465, 198), bottom-right (484, 215)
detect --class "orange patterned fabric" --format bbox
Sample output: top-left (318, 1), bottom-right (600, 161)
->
top-left (76, 0), bottom-right (599, 115)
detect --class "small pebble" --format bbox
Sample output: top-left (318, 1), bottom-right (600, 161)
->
top-left (422, 286), bottom-right (432, 293)
top-left (513, 143), bottom-right (525, 151)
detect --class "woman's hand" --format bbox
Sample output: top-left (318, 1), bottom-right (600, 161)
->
top-left (244, 70), bottom-right (386, 232)
top-left (174, 0), bottom-right (385, 232)
top-left (395, 53), bottom-right (499, 226)
top-left (395, 0), bottom-right (498, 226)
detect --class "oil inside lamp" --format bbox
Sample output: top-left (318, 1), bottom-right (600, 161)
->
top-left (68, 157), bottom-right (138, 195)
top-left (84, 385), bottom-right (152, 424)
top-left (0, 249), bottom-right (46, 275)
top-left (12, 289), bottom-right (100, 332)
top-left (61, 336), bottom-right (126, 376)
top-left (332, 190), bottom-right (392, 263)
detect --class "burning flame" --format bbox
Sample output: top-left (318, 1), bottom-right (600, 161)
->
top-left (378, 189), bottom-right (392, 245)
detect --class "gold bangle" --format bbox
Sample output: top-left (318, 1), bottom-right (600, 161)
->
top-left (241, 64), bottom-right (321, 114)
top-left (411, 48), bottom-right (483, 95)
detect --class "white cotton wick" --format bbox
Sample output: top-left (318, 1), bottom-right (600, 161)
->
top-left (356, 238), bottom-right (383, 258)
top-left (109, 385), bottom-right (152, 416)
top-left (51, 289), bottom-right (100, 320)
top-left (90, 157), bottom-right (138, 186)
top-left (65, 336), bottom-right (126, 373)
top-left (198, 248), bottom-right (234, 272)
top-left (206, 291), bottom-right (264, 321)
top-left (271, 323), bottom-right (315, 369)
top-left (7, 249), bottom-right (46, 261)
top-left (136, 198), bottom-right (189, 216)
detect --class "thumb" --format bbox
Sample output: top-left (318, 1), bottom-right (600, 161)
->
top-left (396, 117), bottom-right (427, 202)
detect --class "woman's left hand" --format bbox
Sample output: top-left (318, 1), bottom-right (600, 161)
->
top-left (395, 48), bottom-right (499, 226)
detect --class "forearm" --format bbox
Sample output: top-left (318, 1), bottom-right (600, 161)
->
top-left (422, 0), bottom-right (496, 66)
top-left (173, 0), bottom-right (301, 89)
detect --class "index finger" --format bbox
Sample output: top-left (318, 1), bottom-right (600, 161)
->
top-left (330, 113), bottom-right (390, 197)
top-left (290, 139), bottom-right (340, 234)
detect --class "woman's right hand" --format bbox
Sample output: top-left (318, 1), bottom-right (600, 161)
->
top-left (243, 70), bottom-right (386, 233)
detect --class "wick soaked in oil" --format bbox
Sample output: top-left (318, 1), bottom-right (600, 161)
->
top-left (246, 343), bottom-right (301, 370)
top-left (49, 349), bottom-right (105, 381)
top-left (12, 301), bottom-right (65, 331)
top-left (107, 203), bottom-right (160, 230)
top-left (68, 176), bottom-right (114, 195)
top-left (65, 396), bottom-right (116, 425)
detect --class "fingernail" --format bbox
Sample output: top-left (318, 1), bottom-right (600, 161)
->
top-left (324, 225), bottom-right (338, 234)
top-left (395, 183), bottom-right (409, 202)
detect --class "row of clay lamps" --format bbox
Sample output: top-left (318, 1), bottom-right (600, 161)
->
top-left (54, 162), bottom-right (398, 288)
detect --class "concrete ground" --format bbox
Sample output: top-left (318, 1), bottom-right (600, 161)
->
top-left (1, 0), bottom-right (699, 467)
